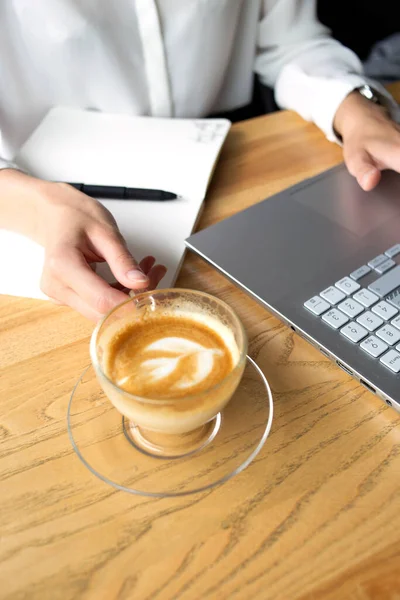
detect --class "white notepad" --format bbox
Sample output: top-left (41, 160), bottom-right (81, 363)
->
top-left (0, 107), bottom-right (230, 299)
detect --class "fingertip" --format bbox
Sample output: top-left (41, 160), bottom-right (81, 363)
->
top-left (126, 276), bottom-right (151, 294)
top-left (139, 256), bottom-right (156, 273)
top-left (360, 168), bottom-right (381, 191)
top-left (158, 265), bottom-right (167, 281)
top-left (101, 236), bottom-right (150, 288)
top-left (148, 264), bottom-right (167, 289)
top-left (131, 281), bottom-right (151, 291)
top-left (126, 268), bottom-right (150, 286)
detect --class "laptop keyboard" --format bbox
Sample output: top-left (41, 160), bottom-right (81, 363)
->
top-left (304, 243), bottom-right (400, 374)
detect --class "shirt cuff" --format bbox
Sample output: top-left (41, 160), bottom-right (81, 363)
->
top-left (0, 157), bottom-right (28, 173)
top-left (0, 157), bottom-right (20, 170)
top-left (275, 64), bottom-right (400, 143)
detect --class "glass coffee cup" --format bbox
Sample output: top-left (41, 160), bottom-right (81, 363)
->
top-left (90, 289), bottom-right (247, 457)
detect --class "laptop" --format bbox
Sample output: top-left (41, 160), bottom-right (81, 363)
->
top-left (186, 163), bottom-right (400, 412)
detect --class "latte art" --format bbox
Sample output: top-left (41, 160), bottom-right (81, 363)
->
top-left (119, 337), bottom-right (223, 391)
top-left (104, 314), bottom-right (236, 399)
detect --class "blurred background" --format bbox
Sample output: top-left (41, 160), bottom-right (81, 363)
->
top-left (219, 0), bottom-right (400, 122)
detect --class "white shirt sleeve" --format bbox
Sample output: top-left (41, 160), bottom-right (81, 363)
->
top-left (0, 157), bottom-right (19, 170)
top-left (255, 0), bottom-right (399, 141)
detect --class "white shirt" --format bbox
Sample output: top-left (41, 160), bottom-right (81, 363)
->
top-left (0, 0), bottom-right (395, 170)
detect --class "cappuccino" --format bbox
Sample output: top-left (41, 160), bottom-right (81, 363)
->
top-left (104, 314), bottom-right (236, 399)
top-left (99, 310), bottom-right (243, 435)
top-left (92, 291), bottom-right (246, 439)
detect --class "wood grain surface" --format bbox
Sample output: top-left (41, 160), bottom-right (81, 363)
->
top-left (1, 84), bottom-right (400, 600)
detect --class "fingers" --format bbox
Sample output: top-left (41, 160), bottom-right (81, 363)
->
top-left (112, 260), bottom-right (167, 294)
top-left (42, 231), bottom-right (166, 321)
top-left (49, 267), bottom-right (166, 319)
top-left (147, 264), bottom-right (167, 289)
top-left (342, 110), bottom-right (400, 191)
top-left (366, 135), bottom-right (400, 176)
top-left (45, 281), bottom-right (105, 321)
top-left (37, 183), bottom-right (166, 321)
top-left (138, 256), bottom-right (167, 288)
top-left (91, 229), bottom-right (149, 290)
top-left (361, 169), bottom-right (381, 191)
top-left (139, 255), bottom-right (156, 273)
top-left (43, 246), bottom-right (129, 316)
top-left (55, 288), bottom-right (105, 321)
top-left (344, 147), bottom-right (382, 191)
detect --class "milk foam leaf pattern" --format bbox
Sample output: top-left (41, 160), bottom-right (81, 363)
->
top-left (141, 337), bottom-right (223, 389)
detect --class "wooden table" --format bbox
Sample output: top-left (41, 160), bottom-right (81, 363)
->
top-left (1, 84), bottom-right (400, 600)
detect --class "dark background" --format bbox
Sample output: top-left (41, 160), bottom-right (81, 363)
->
top-left (213, 1), bottom-right (399, 122)
top-left (317, 0), bottom-right (397, 60)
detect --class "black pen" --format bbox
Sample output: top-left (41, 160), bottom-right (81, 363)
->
top-left (66, 183), bottom-right (178, 201)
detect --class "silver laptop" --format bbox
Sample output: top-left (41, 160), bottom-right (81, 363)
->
top-left (186, 163), bottom-right (400, 412)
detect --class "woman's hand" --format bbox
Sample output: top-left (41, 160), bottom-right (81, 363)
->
top-left (334, 91), bottom-right (400, 192)
top-left (0, 170), bottom-right (166, 320)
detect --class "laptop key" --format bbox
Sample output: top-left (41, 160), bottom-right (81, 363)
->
top-left (375, 258), bottom-right (396, 275)
top-left (368, 255), bottom-right (388, 270)
top-left (356, 311), bottom-right (383, 332)
top-left (304, 296), bottom-right (330, 316)
top-left (320, 286), bottom-right (346, 305)
top-left (368, 265), bottom-right (400, 297)
top-left (322, 309), bottom-right (349, 329)
top-left (335, 277), bottom-right (360, 294)
top-left (376, 324), bottom-right (400, 346)
top-left (353, 289), bottom-right (378, 308)
top-left (380, 350), bottom-right (400, 373)
top-left (360, 336), bottom-right (388, 358)
top-left (350, 265), bottom-right (371, 281)
top-left (385, 244), bottom-right (400, 258)
top-left (337, 298), bottom-right (364, 318)
top-left (391, 315), bottom-right (400, 331)
top-left (386, 287), bottom-right (400, 310)
top-left (372, 301), bottom-right (398, 321)
top-left (340, 322), bottom-right (368, 343)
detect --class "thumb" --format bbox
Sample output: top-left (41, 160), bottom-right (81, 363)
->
top-left (344, 147), bottom-right (381, 191)
top-left (95, 229), bottom-right (149, 289)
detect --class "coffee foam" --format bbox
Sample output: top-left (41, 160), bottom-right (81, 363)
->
top-left (103, 311), bottom-right (239, 400)
top-left (128, 337), bottom-right (223, 390)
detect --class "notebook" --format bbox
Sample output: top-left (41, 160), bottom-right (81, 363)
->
top-left (0, 107), bottom-right (230, 299)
